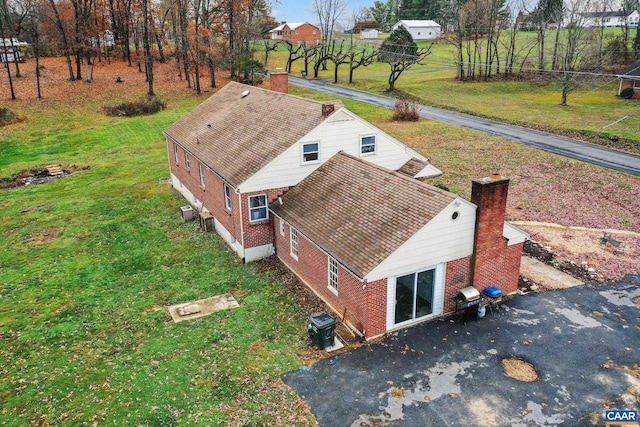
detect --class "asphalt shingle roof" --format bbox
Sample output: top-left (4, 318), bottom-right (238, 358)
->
top-left (164, 82), bottom-right (340, 187)
top-left (271, 152), bottom-right (456, 278)
top-left (620, 60), bottom-right (640, 78)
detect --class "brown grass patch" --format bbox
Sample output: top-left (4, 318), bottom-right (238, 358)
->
top-left (502, 357), bottom-right (538, 382)
top-left (28, 227), bottom-right (62, 246)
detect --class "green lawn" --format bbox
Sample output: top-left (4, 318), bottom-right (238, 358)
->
top-left (265, 33), bottom-right (640, 150)
top-left (0, 92), bottom-right (318, 425)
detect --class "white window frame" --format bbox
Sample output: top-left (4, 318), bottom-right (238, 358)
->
top-left (173, 143), bottom-right (179, 163)
top-left (290, 228), bottom-right (299, 259)
top-left (199, 163), bottom-right (205, 187)
top-left (224, 184), bottom-right (232, 210)
top-left (634, 80), bottom-right (640, 88)
top-left (249, 194), bottom-right (268, 222)
top-left (279, 218), bottom-right (285, 236)
top-left (301, 141), bottom-right (320, 164)
top-left (360, 134), bottom-right (377, 155)
top-left (185, 153), bottom-right (191, 170)
top-left (328, 257), bottom-right (338, 293)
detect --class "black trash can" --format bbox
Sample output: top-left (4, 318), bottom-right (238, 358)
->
top-left (307, 311), bottom-right (336, 350)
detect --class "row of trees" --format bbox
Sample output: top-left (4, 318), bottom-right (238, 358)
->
top-left (1, 0), bottom-right (280, 99)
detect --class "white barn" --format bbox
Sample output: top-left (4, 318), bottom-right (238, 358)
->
top-left (392, 20), bottom-right (441, 40)
top-left (361, 28), bottom-right (379, 39)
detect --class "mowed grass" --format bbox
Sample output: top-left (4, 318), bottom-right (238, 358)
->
top-left (0, 65), bottom-right (318, 425)
top-left (265, 33), bottom-right (640, 148)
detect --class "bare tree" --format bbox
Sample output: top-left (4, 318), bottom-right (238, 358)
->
top-left (378, 24), bottom-right (431, 90)
top-left (312, 0), bottom-right (349, 72)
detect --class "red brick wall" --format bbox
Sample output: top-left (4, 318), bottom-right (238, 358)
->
top-left (470, 176), bottom-right (522, 295)
top-left (443, 257), bottom-right (472, 313)
top-left (241, 188), bottom-right (288, 249)
top-left (167, 137), bottom-right (289, 253)
top-left (282, 23), bottom-right (321, 46)
top-left (273, 215), bottom-right (386, 337)
top-left (270, 72), bottom-right (289, 94)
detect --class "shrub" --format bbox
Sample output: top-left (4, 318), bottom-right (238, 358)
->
top-left (0, 108), bottom-right (25, 127)
top-left (102, 97), bottom-right (167, 117)
top-left (620, 88), bottom-right (635, 100)
top-left (392, 99), bottom-right (419, 121)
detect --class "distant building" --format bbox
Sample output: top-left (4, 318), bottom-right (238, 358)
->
top-left (580, 10), bottom-right (639, 27)
top-left (0, 38), bottom-right (27, 63)
top-left (361, 28), bottom-right (379, 39)
top-left (618, 60), bottom-right (640, 99)
top-left (392, 20), bottom-right (441, 40)
top-left (269, 22), bottom-right (321, 46)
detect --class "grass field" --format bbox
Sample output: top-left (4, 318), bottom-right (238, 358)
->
top-left (1, 53), bottom-right (639, 426)
top-left (264, 35), bottom-right (640, 150)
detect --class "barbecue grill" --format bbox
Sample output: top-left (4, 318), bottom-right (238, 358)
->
top-left (453, 286), bottom-right (483, 321)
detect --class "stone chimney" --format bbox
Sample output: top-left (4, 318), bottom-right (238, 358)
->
top-left (270, 69), bottom-right (289, 94)
top-left (322, 103), bottom-right (335, 117)
top-left (470, 173), bottom-right (514, 292)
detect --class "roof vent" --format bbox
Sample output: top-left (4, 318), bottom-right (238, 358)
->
top-left (241, 90), bottom-right (250, 98)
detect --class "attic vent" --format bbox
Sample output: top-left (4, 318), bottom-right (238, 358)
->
top-left (241, 90), bottom-right (250, 98)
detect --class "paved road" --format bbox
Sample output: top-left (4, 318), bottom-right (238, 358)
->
top-left (290, 77), bottom-right (640, 177)
top-left (282, 276), bottom-right (640, 426)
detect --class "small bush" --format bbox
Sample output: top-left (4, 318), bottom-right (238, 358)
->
top-left (392, 99), bottom-right (419, 121)
top-left (620, 88), bottom-right (635, 100)
top-left (102, 97), bottom-right (167, 117)
top-left (0, 108), bottom-right (25, 127)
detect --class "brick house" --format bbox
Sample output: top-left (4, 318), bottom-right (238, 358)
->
top-left (618, 60), bottom-right (640, 99)
top-left (164, 74), bottom-right (441, 262)
top-left (270, 152), bottom-right (528, 340)
top-left (269, 22), bottom-right (321, 46)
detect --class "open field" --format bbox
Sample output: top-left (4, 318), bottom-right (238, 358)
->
top-left (265, 35), bottom-right (640, 151)
top-left (1, 56), bottom-right (639, 425)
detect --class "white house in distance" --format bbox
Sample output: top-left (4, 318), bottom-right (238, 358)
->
top-left (580, 10), bottom-right (639, 27)
top-left (392, 20), bottom-right (442, 40)
top-left (361, 28), bottom-right (379, 39)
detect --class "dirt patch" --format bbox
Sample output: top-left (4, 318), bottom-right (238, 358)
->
top-left (502, 357), bottom-right (539, 382)
top-left (28, 227), bottom-right (63, 246)
top-left (517, 222), bottom-right (640, 282)
top-left (0, 165), bottom-right (89, 189)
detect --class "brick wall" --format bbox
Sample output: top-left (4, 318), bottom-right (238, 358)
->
top-left (167, 137), bottom-right (291, 255)
top-left (274, 215), bottom-right (383, 337)
top-left (470, 175), bottom-right (521, 295)
top-left (443, 257), bottom-right (472, 313)
top-left (241, 188), bottom-right (288, 249)
top-left (283, 23), bottom-right (321, 46)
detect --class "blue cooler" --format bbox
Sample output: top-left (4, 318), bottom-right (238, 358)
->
top-left (483, 286), bottom-right (503, 298)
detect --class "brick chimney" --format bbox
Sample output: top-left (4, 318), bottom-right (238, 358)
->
top-left (470, 173), bottom-right (514, 293)
top-left (270, 69), bottom-right (289, 94)
top-left (322, 103), bottom-right (335, 117)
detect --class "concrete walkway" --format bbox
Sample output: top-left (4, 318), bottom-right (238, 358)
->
top-left (520, 256), bottom-right (584, 290)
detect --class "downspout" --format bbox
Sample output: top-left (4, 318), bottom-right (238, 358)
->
top-left (236, 188), bottom-right (245, 263)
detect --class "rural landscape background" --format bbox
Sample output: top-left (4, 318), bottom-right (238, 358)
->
top-left (1, 1), bottom-right (640, 423)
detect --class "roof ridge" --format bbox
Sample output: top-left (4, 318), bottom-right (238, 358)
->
top-left (333, 151), bottom-right (456, 198)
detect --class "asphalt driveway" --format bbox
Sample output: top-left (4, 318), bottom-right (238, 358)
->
top-left (282, 276), bottom-right (640, 426)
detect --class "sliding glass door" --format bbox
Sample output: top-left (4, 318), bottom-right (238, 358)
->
top-left (394, 269), bottom-right (435, 325)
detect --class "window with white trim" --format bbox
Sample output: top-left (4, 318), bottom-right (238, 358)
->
top-left (249, 194), bottom-right (268, 222)
top-left (224, 184), bottom-right (231, 210)
top-left (634, 80), bottom-right (640, 88)
top-left (328, 257), bottom-right (338, 292)
top-left (173, 143), bottom-right (179, 163)
top-left (360, 135), bottom-right (376, 155)
top-left (185, 153), bottom-right (191, 170)
top-left (279, 218), bottom-right (285, 236)
top-left (199, 163), bottom-right (205, 187)
top-left (301, 142), bottom-right (320, 164)
top-left (290, 228), bottom-right (299, 259)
